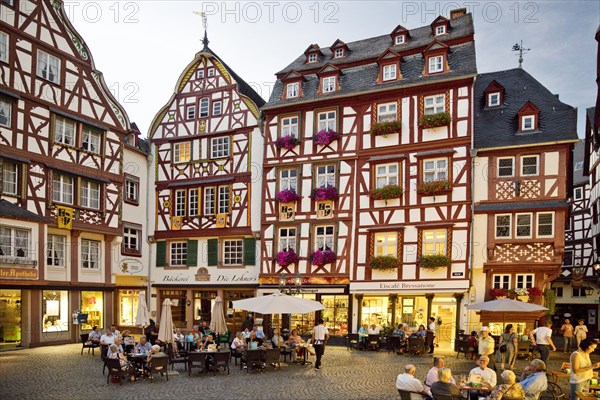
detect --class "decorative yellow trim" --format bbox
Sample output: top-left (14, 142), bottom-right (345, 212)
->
top-left (241, 96), bottom-right (260, 119)
top-left (212, 59), bottom-right (231, 84)
top-left (178, 61), bottom-right (200, 92)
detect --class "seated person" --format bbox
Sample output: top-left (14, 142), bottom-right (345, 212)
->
top-left (416, 325), bottom-right (427, 338)
top-left (247, 333), bottom-right (259, 350)
top-left (467, 331), bottom-right (478, 360)
top-left (271, 328), bottom-right (284, 348)
top-left (121, 330), bottom-right (135, 353)
top-left (396, 364), bottom-right (429, 399)
top-left (285, 329), bottom-right (305, 362)
top-left (368, 324), bottom-right (380, 335)
top-left (173, 328), bottom-right (185, 352)
top-left (110, 324), bottom-right (121, 339)
top-left (191, 325), bottom-right (202, 349)
top-left (392, 324), bottom-right (405, 339)
top-left (134, 335), bottom-right (152, 355)
top-left (519, 359), bottom-right (548, 400)
top-left (250, 325), bottom-right (264, 346)
top-left (468, 355), bottom-right (497, 400)
top-left (489, 370), bottom-right (525, 400)
top-left (425, 357), bottom-right (455, 395)
top-left (241, 328), bottom-right (251, 340)
top-left (89, 325), bottom-right (102, 344)
top-left (231, 332), bottom-right (246, 354)
top-left (100, 329), bottom-right (115, 346)
top-left (107, 340), bottom-right (124, 358)
top-left (201, 334), bottom-right (219, 351)
top-left (107, 344), bottom-right (131, 371)
top-left (358, 324), bottom-right (368, 349)
top-left (431, 368), bottom-right (465, 399)
top-left (145, 344), bottom-right (167, 374)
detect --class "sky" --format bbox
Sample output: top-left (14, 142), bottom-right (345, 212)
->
top-left (64, 0), bottom-right (600, 137)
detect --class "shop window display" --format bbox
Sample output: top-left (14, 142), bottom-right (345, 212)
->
top-left (321, 295), bottom-right (348, 336)
top-left (42, 290), bottom-right (69, 332)
top-left (0, 290), bottom-right (21, 343)
top-left (80, 291), bottom-right (103, 330)
top-left (290, 294), bottom-right (316, 335)
top-left (119, 289), bottom-right (140, 326)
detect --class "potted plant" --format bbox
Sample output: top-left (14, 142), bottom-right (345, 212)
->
top-left (418, 254), bottom-right (452, 270)
top-left (313, 129), bottom-right (340, 146)
top-left (277, 249), bottom-right (299, 267)
top-left (369, 256), bottom-right (400, 271)
top-left (275, 189), bottom-right (301, 203)
top-left (370, 120), bottom-right (402, 136)
top-left (417, 180), bottom-right (451, 195)
top-left (489, 287), bottom-right (507, 299)
top-left (419, 112), bottom-right (451, 129)
top-left (311, 249), bottom-right (336, 267)
top-left (275, 135), bottom-right (300, 150)
top-left (371, 184), bottom-right (402, 200)
top-left (310, 185), bottom-right (339, 201)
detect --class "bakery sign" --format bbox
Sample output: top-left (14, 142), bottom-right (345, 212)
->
top-left (159, 268), bottom-right (258, 284)
top-left (0, 268), bottom-right (38, 280)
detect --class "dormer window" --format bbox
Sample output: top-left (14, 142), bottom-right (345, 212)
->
top-left (308, 53), bottom-right (317, 63)
top-left (207, 68), bottom-right (215, 77)
top-left (521, 115), bottom-right (535, 131)
top-left (488, 92), bottom-right (500, 107)
top-left (322, 76), bottom-right (336, 93)
top-left (428, 56), bottom-right (443, 74)
top-left (395, 35), bottom-right (405, 45)
top-left (334, 48), bottom-right (344, 58)
top-left (435, 25), bottom-right (446, 35)
top-left (383, 64), bottom-right (397, 81)
top-left (517, 101), bottom-right (540, 132)
top-left (286, 82), bottom-right (299, 98)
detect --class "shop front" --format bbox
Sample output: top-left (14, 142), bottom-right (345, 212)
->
top-left (0, 289), bottom-right (21, 348)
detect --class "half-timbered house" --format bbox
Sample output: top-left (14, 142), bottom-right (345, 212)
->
top-left (148, 36), bottom-right (264, 333)
top-left (0, 0), bottom-right (136, 347)
top-left (472, 68), bottom-right (578, 333)
top-left (261, 9), bottom-right (475, 341)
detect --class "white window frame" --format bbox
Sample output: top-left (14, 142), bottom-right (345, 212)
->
top-left (521, 155), bottom-right (539, 176)
top-left (572, 287), bottom-right (586, 298)
top-left (428, 55), bottom-right (443, 74)
top-left (383, 64), bottom-right (397, 81)
top-left (375, 163), bottom-right (399, 189)
top-left (574, 187), bottom-right (583, 201)
top-left (54, 116), bottom-right (76, 146)
top-left (424, 94), bottom-right (445, 115)
top-left (281, 116), bottom-right (299, 138)
top-left (212, 100), bottom-right (222, 116)
top-left (81, 127), bottom-right (101, 154)
top-left (47, 234), bottom-right (65, 268)
top-left (80, 180), bottom-right (100, 209)
top-left (374, 232), bottom-right (398, 257)
top-left (537, 212), bottom-right (554, 238)
top-left (189, 188), bottom-right (198, 216)
top-left (123, 226), bottom-right (140, 252)
top-left (218, 185), bottom-right (229, 214)
top-left (0, 31), bottom-right (7, 63)
top-left (37, 50), bottom-right (60, 84)
top-left (497, 157), bottom-right (515, 178)
top-left (422, 158), bottom-right (448, 183)
top-left (422, 229), bottom-right (447, 256)
top-left (377, 102), bottom-right (397, 123)
top-left (521, 115), bottom-right (535, 131)
top-left (0, 226), bottom-right (30, 259)
top-left (435, 25), bottom-right (446, 35)
top-left (308, 53), bottom-right (317, 63)
top-left (315, 225), bottom-right (335, 251)
top-left (173, 142), bottom-right (191, 164)
top-left (516, 274), bottom-right (534, 289)
top-left (174, 189), bottom-right (186, 217)
top-left (515, 213), bottom-right (532, 238)
top-left (280, 168), bottom-right (298, 191)
top-left (81, 239), bottom-right (100, 270)
top-left (279, 227), bottom-right (297, 251)
top-left (488, 92), bottom-right (500, 107)
top-left (170, 241), bottom-right (187, 266)
top-left (196, 70), bottom-right (204, 79)
top-left (322, 76), bottom-right (336, 93)
top-left (316, 164), bottom-right (336, 188)
top-left (211, 136), bottom-right (230, 159)
top-left (203, 187), bottom-right (215, 215)
top-left (124, 177), bottom-right (139, 203)
top-left (0, 96), bottom-right (11, 127)
top-left (207, 68), bottom-right (215, 77)
top-left (495, 214), bottom-right (512, 239)
top-left (199, 98), bottom-right (209, 118)
top-left (52, 173), bottom-right (73, 205)
top-left (223, 239), bottom-right (243, 266)
top-left (2, 161), bottom-right (17, 195)
top-left (186, 105), bottom-right (195, 120)
top-left (394, 35), bottom-right (405, 45)
top-left (286, 82), bottom-right (299, 98)
top-left (493, 274), bottom-right (511, 289)
top-left (334, 48), bottom-right (344, 58)
top-left (317, 110), bottom-right (336, 131)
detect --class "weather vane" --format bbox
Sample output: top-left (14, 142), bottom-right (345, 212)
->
top-left (512, 41), bottom-right (531, 68)
top-left (193, 11), bottom-right (209, 49)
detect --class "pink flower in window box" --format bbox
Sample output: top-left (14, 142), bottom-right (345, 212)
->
top-left (275, 189), bottom-right (301, 203)
top-left (310, 186), bottom-right (339, 201)
top-left (275, 135), bottom-right (300, 150)
top-left (310, 249), bottom-right (337, 267)
top-left (277, 249), bottom-right (299, 267)
top-left (313, 129), bottom-right (340, 146)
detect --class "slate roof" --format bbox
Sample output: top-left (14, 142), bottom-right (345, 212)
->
top-left (573, 140), bottom-right (588, 185)
top-left (474, 200), bottom-right (569, 212)
top-left (0, 200), bottom-right (53, 223)
top-left (474, 68), bottom-right (578, 149)
top-left (587, 107), bottom-right (596, 125)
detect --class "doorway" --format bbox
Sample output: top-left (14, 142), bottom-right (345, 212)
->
top-left (0, 289), bottom-right (21, 349)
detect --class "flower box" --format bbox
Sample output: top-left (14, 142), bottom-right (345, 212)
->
top-left (275, 189), bottom-right (301, 203)
top-left (275, 135), bottom-right (300, 150)
top-left (277, 250), bottom-right (299, 267)
top-left (370, 120), bottom-right (402, 136)
top-left (311, 249), bottom-right (336, 267)
top-left (489, 288), bottom-right (507, 298)
top-left (371, 184), bottom-right (402, 200)
top-left (418, 254), bottom-right (451, 270)
top-left (369, 256), bottom-right (400, 271)
top-left (310, 186), bottom-right (339, 201)
top-left (419, 112), bottom-right (451, 129)
top-left (417, 180), bottom-right (451, 195)
top-left (313, 129), bottom-right (340, 146)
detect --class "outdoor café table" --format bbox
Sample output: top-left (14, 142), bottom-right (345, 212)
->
top-left (127, 353), bottom-right (148, 379)
top-left (459, 383), bottom-right (493, 398)
top-left (548, 369), bottom-right (570, 384)
top-left (575, 391), bottom-right (597, 400)
top-left (295, 344), bottom-right (314, 365)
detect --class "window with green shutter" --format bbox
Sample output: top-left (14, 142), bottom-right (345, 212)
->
top-left (207, 239), bottom-right (218, 266)
top-left (156, 241), bottom-right (166, 267)
top-left (243, 238), bottom-right (256, 266)
top-left (186, 240), bottom-right (198, 266)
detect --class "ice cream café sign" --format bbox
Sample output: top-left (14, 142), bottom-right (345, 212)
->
top-left (160, 268), bottom-right (257, 284)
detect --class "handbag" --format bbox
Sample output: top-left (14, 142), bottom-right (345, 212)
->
top-left (499, 344), bottom-right (507, 353)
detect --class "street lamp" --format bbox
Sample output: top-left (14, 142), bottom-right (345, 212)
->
top-left (278, 273), bottom-right (303, 295)
top-left (584, 287), bottom-right (594, 296)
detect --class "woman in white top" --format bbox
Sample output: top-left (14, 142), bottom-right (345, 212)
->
top-left (573, 319), bottom-right (588, 347)
top-left (231, 332), bottom-right (246, 353)
top-left (569, 338), bottom-right (600, 400)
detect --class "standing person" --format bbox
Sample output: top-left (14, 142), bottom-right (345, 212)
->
top-left (312, 318), bottom-right (329, 370)
top-left (144, 319), bottom-right (159, 345)
top-left (573, 319), bottom-right (588, 348)
top-left (497, 324), bottom-right (518, 371)
top-left (561, 319), bottom-right (575, 353)
top-left (427, 317), bottom-right (436, 354)
top-left (569, 338), bottom-right (600, 400)
top-left (478, 326), bottom-right (496, 371)
top-left (529, 320), bottom-right (556, 364)
top-left (241, 314), bottom-right (254, 332)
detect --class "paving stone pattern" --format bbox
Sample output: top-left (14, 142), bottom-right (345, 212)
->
top-left (0, 344), bottom-right (594, 400)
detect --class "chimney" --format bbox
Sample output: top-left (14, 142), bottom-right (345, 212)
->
top-left (450, 8), bottom-right (467, 19)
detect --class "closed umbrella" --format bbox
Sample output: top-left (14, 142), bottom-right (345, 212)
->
top-left (466, 298), bottom-right (547, 328)
top-left (210, 296), bottom-right (228, 340)
top-left (135, 290), bottom-right (150, 328)
top-left (158, 298), bottom-right (175, 343)
top-left (231, 291), bottom-right (325, 314)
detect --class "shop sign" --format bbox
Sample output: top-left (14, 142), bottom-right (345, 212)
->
top-left (56, 206), bottom-right (73, 230)
top-left (259, 276), bottom-right (349, 285)
top-left (216, 213), bottom-right (227, 228)
top-left (119, 258), bottom-right (144, 274)
top-left (0, 267), bottom-right (38, 280)
top-left (350, 279), bottom-right (469, 292)
top-left (171, 216), bottom-right (183, 230)
top-left (316, 200), bottom-right (334, 219)
top-left (159, 268), bottom-right (258, 284)
top-left (279, 202), bottom-right (296, 221)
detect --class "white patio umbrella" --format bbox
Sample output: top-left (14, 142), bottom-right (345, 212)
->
top-left (158, 298), bottom-right (175, 343)
top-left (466, 298), bottom-right (547, 328)
top-left (210, 296), bottom-right (227, 336)
top-left (135, 290), bottom-right (150, 328)
top-left (231, 291), bottom-right (325, 314)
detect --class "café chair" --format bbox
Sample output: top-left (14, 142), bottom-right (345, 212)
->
top-left (347, 333), bottom-right (360, 351)
top-left (80, 333), bottom-right (98, 355)
top-left (367, 334), bottom-right (380, 351)
top-left (540, 382), bottom-right (566, 400)
top-left (106, 358), bottom-right (131, 385)
top-left (386, 336), bottom-right (401, 354)
top-left (211, 351), bottom-right (230, 376)
top-left (241, 349), bottom-right (264, 373)
top-left (187, 351), bottom-right (207, 376)
top-left (230, 347), bottom-right (243, 366)
top-left (398, 390), bottom-right (422, 400)
top-left (264, 348), bottom-right (281, 371)
top-left (147, 356), bottom-right (169, 382)
top-left (167, 342), bottom-right (188, 371)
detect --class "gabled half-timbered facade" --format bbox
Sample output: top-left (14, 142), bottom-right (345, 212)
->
top-left (148, 38), bottom-right (264, 333)
top-left (472, 68), bottom-right (578, 333)
top-left (0, 0), bottom-right (135, 347)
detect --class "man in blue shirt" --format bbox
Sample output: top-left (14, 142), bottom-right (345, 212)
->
top-left (519, 359), bottom-right (548, 400)
top-left (134, 335), bottom-right (152, 355)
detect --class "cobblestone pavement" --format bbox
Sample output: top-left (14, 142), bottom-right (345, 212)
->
top-left (1, 344), bottom-right (597, 400)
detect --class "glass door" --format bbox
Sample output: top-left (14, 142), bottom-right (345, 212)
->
top-left (0, 290), bottom-right (21, 347)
